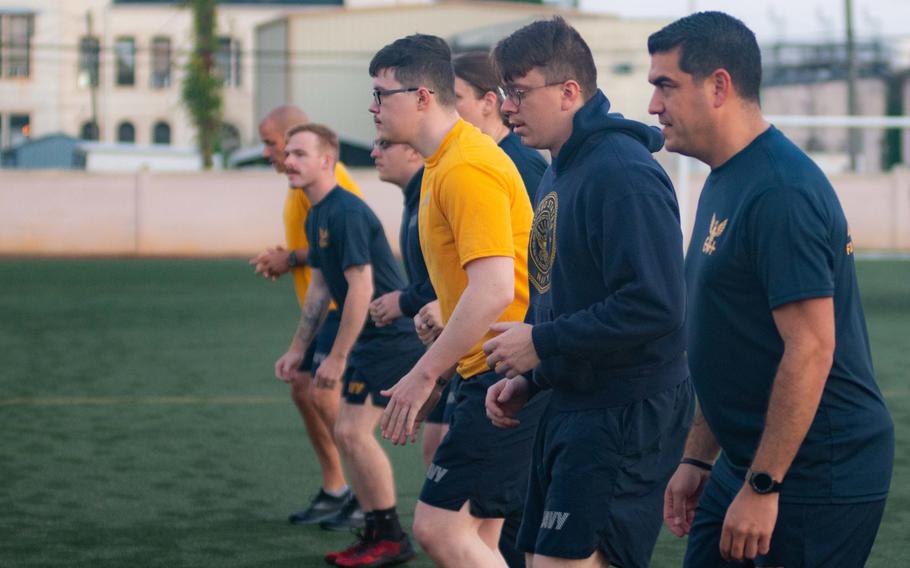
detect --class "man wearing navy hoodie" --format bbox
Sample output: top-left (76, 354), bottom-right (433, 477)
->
top-left (484, 17), bottom-right (695, 568)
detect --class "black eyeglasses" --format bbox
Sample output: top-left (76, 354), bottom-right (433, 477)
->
top-left (498, 82), bottom-right (565, 108)
top-left (372, 87), bottom-right (434, 106)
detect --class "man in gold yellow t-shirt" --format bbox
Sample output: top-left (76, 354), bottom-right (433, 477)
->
top-left (250, 105), bottom-right (364, 530)
top-left (368, 35), bottom-right (547, 567)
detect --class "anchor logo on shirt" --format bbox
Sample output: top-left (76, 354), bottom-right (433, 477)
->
top-left (702, 213), bottom-right (728, 255)
top-left (319, 227), bottom-right (330, 248)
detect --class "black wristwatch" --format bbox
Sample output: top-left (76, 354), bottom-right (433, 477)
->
top-left (746, 469), bottom-right (783, 494)
top-left (287, 250), bottom-right (299, 268)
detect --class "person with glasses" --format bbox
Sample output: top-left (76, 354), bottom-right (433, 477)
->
top-left (249, 105), bottom-right (366, 531)
top-left (483, 17), bottom-right (694, 568)
top-left (365, 139), bottom-right (444, 469)
top-left (368, 34), bottom-right (547, 567)
top-left (274, 124), bottom-right (425, 568)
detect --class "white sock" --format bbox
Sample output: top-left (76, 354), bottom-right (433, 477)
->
top-left (325, 485), bottom-right (349, 498)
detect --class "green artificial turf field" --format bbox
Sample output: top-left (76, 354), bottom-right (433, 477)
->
top-left (0, 259), bottom-right (907, 567)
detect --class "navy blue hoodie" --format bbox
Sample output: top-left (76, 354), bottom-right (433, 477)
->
top-left (528, 90), bottom-right (688, 409)
top-left (397, 168), bottom-right (436, 317)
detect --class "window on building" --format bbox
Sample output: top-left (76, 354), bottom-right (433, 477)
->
top-left (115, 37), bottom-right (135, 86)
top-left (117, 121), bottom-right (135, 143)
top-left (1, 13), bottom-right (34, 78)
top-left (150, 36), bottom-right (171, 89)
top-left (9, 113), bottom-right (29, 146)
top-left (81, 121), bottom-right (100, 141)
top-left (215, 37), bottom-right (241, 88)
top-left (153, 121), bottom-right (171, 145)
top-left (78, 36), bottom-right (100, 88)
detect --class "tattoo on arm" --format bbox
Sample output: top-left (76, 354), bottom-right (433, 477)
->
top-left (295, 291), bottom-right (330, 348)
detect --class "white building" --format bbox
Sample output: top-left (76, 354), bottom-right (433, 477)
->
top-left (0, 0), bottom-right (327, 155)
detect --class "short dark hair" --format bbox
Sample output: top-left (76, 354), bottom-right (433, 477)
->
top-left (648, 11), bottom-right (762, 103)
top-left (285, 123), bottom-right (340, 160)
top-left (491, 16), bottom-right (597, 101)
top-left (453, 51), bottom-right (499, 98)
top-left (452, 51), bottom-right (508, 126)
top-left (368, 34), bottom-right (456, 107)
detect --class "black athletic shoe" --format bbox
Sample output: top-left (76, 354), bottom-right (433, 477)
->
top-left (289, 488), bottom-right (351, 525)
top-left (319, 495), bottom-right (366, 531)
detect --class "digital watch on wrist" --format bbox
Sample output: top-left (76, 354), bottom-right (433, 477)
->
top-left (287, 251), bottom-right (299, 268)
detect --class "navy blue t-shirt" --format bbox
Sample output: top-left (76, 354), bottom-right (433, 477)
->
top-left (499, 131), bottom-right (548, 202)
top-left (397, 168), bottom-right (436, 317)
top-left (686, 126), bottom-right (894, 504)
top-left (306, 187), bottom-right (416, 364)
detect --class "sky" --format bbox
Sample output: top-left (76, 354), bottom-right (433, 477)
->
top-left (579, 0), bottom-right (910, 43)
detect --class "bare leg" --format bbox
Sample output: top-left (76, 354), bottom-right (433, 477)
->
top-left (289, 371), bottom-right (346, 491)
top-left (333, 399), bottom-right (395, 511)
top-left (413, 500), bottom-right (508, 567)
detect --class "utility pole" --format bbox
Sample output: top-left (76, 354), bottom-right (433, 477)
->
top-left (845, 0), bottom-right (860, 171)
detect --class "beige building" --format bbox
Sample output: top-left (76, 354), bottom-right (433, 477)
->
top-left (0, 0), bottom-right (320, 153)
top-left (1, 0), bottom-right (667, 162)
top-left (255, 3), bottom-right (669, 148)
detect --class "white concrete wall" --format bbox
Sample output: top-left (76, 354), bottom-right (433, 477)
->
top-left (1, 168), bottom-right (908, 256)
top-left (0, 168), bottom-right (405, 256)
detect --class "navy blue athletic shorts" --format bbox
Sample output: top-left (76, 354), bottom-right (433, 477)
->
top-left (419, 371), bottom-right (546, 518)
top-left (342, 332), bottom-right (424, 407)
top-left (425, 380), bottom-right (453, 425)
top-left (518, 379), bottom-right (694, 566)
top-left (684, 474), bottom-right (886, 568)
top-left (299, 309), bottom-right (341, 374)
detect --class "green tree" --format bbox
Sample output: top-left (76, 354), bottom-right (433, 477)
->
top-left (182, 0), bottom-right (222, 169)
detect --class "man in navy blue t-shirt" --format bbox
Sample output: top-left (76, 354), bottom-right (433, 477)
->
top-left (273, 124), bottom-right (424, 567)
top-left (648, 12), bottom-right (894, 567)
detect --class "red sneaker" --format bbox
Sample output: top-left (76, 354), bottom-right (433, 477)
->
top-left (324, 532), bottom-right (371, 566)
top-left (334, 534), bottom-right (416, 567)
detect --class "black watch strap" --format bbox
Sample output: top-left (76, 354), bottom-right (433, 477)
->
top-left (287, 250), bottom-right (298, 267)
top-left (680, 457), bottom-right (714, 472)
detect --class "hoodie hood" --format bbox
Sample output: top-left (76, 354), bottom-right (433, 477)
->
top-left (554, 89), bottom-right (664, 173)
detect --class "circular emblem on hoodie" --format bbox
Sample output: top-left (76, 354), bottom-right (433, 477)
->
top-left (530, 191), bottom-right (558, 294)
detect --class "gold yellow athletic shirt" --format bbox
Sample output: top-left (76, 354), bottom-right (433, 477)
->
top-left (419, 119), bottom-right (532, 379)
top-left (283, 162), bottom-right (363, 308)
